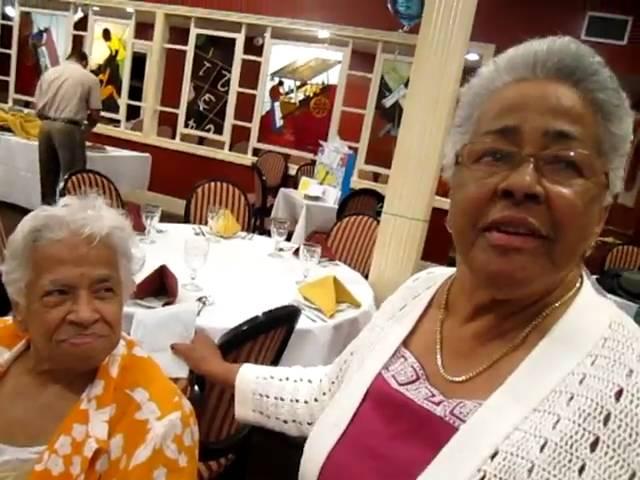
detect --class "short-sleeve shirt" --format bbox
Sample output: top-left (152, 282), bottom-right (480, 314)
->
top-left (34, 61), bottom-right (102, 123)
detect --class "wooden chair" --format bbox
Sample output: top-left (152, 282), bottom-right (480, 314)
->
top-left (247, 165), bottom-right (271, 233)
top-left (185, 179), bottom-right (253, 232)
top-left (256, 151), bottom-right (287, 191)
top-left (59, 169), bottom-right (125, 209)
top-left (192, 304), bottom-right (300, 479)
top-left (294, 161), bottom-right (316, 188)
top-left (337, 188), bottom-right (385, 220)
top-left (0, 219), bottom-right (6, 262)
top-left (327, 214), bottom-right (380, 278)
top-left (604, 244), bottom-right (640, 271)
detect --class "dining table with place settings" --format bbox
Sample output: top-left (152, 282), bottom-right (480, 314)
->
top-left (271, 188), bottom-right (339, 245)
top-left (0, 132), bottom-right (151, 210)
top-left (125, 223), bottom-right (376, 367)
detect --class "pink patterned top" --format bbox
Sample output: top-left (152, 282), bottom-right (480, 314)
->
top-left (319, 346), bottom-right (482, 479)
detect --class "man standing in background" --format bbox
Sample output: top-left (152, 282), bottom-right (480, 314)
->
top-left (34, 50), bottom-right (102, 204)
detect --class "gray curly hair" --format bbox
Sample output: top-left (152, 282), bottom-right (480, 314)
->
top-left (1, 195), bottom-right (136, 305)
top-left (443, 36), bottom-right (634, 202)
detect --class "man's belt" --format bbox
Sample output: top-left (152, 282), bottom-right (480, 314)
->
top-left (38, 114), bottom-right (83, 128)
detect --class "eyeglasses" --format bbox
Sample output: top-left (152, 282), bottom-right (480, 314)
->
top-left (456, 142), bottom-right (608, 186)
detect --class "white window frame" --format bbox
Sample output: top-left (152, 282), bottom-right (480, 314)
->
top-left (8, 5), bottom-right (72, 107)
top-left (87, 13), bottom-right (134, 125)
top-left (252, 37), bottom-right (350, 159)
top-left (177, 24), bottom-right (243, 146)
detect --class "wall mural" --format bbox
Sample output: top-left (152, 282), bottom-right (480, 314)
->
top-left (90, 21), bottom-right (129, 115)
top-left (184, 34), bottom-right (236, 137)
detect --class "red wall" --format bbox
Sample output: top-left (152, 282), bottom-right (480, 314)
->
top-left (472, 0), bottom-right (640, 77)
top-left (144, 0), bottom-right (407, 32)
top-left (89, 133), bottom-right (254, 199)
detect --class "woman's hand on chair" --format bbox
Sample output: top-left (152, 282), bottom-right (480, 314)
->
top-left (171, 329), bottom-right (240, 388)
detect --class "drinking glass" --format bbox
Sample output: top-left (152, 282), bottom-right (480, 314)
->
top-left (130, 238), bottom-right (146, 276)
top-left (206, 205), bottom-right (222, 242)
top-left (299, 242), bottom-right (322, 282)
top-left (269, 217), bottom-right (290, 257)
top-left (183, 237), bottom-right (210, 292)
top-left (140, 204), bottom-right (162, 244)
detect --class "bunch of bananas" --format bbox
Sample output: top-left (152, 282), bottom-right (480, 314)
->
top-left (0, 109), bottom-right (41, 140)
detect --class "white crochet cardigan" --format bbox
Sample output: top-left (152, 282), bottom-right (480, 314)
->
top-left (235, 267), bottom-right (640, 479)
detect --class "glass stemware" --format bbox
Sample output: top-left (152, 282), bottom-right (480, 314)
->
top-left (299, 242), bottom-right (322, 283)
top-left (140, 204), bottom-right (162, 244)
top-left (206, 205), bottom-right (222, 242)
top-left (183, 236), bottom-right (210, 292)
top-left (130, 238), bottom-right (146, 276)
top-left (269, 217), bottom-right (290, 257)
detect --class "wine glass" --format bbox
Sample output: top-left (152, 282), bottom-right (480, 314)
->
top-left (183, 237), bottom-right (210, 292)
top-left (130, 238), bottom-right (146, 276)
top-left (140, 204), bottom-right (162, 244)
top-left (206, 205), bottom-right (222, 242)
top-left (269, 217), bottom-right (290, 257)
top-left (299, 242), bottom-right (322, 283)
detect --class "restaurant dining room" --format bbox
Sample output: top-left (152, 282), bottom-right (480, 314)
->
top-left (0, 0), bottom-right (640, 478)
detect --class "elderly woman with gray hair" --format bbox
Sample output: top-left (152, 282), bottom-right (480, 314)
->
top-left (173, 35), bottom-right (640, 479)
top-left (0, 196), bottom-right (197, 478)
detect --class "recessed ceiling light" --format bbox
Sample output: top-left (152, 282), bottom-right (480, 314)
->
top-left (3, 5), bottom-right (16, 18)
top-left (92, 6), bottom-right (101, 11)
top-left (465, 52), bottom-right (481, 62)
top-left (126, 7), bottom-right (134, 13)
top-left (317, 30), bottom-right (331, 39)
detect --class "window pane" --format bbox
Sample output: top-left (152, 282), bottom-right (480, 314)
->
top-left (129, 50), bottom-right (147, 103)
top-left (0, 79), bottom-right (8, 103)
top-left (125, 103), bottom-right (143, 125)
top-left (15, 11), bottom-right (70, 97)
top-left (184, 33), bottom-right (237, 137)
top-left (158, 111), bottom-right (177, 140)
top-left (364, 58), bottom-right (411, 170)
top-left (161, 48), bottom-right (185, 109)
top-left (258, 42), bottom-right (344, 154)
top-left (135, 22), bottom-right (154, 41)
top-left (89, 20), bottom-right (131, 116)
top-left (0, 51), bottom-right (9, 77)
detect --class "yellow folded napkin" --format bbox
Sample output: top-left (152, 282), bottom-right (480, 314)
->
top-left (209, 209), bottom-right (241, 238)
top-left (298, 275), bottom-right (361, 318)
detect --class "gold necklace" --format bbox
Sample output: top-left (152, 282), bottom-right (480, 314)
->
top-left (435, 275), bottom-right (583, 383)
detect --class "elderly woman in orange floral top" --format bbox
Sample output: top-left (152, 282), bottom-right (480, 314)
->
top-left (0, 196), bottom-right (197, 479)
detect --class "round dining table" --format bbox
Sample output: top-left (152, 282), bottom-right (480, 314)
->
top-left (128, 223), bottom-right (376, 367)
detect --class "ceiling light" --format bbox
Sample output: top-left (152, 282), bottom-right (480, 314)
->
top-left (465, 52), bottom-right (481, 62)
top-left (126, 7), bottom-right (134, 13)
top-left (3, 5), bottom-right (16, 19)
top-left (92, 6), bottom-right (101, 11)
top-left (317, 30), bottom-right (331, 39)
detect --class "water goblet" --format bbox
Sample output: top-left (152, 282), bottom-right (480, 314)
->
top-left (269, 217), bottom-right (290, 257)
top-left (183, 236), bottom-right (210, 292)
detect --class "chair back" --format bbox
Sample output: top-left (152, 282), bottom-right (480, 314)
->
top-left (295, 162), bottom-right (316, 188)
top-left (256, 151), bottom-right (287, 189)
top-left (59, 169), bottom-right (125, 209)
top-left (0, 220), bottom-right (6, 262)
top-left (327, 214), bottom-right (379, 277)
top-left (251, 165), bottom-right (268, 212)
top-left (604, 244), bottom-right (640, 271)
top-left (193, 305), bottom-right (300, 479)
top-left (185, 179), bottom-right (252, 231)
top-left (337, 188), bottom-right (385, 220)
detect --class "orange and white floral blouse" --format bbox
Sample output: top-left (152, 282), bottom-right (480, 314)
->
top-left (0, 318), bottom-right (199, 479)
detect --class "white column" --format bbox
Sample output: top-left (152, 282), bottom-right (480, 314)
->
top-left (368, 0), bottom-right (478, 300)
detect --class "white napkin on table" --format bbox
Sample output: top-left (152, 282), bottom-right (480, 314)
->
top-left (129, 302), bottom-right (197, 378)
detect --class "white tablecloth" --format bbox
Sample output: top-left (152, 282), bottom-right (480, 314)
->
top-left (0, 132), bottom-right (151, 210)
top-left (127, 223), bottom-right (376, 366)
top-left (271, 188), bottom-right (338, 245)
